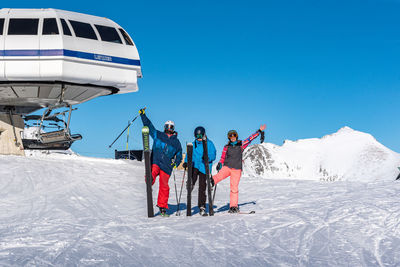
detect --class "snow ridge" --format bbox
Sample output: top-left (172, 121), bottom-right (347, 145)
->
top-left (243, 127), bottom-right (400, 182)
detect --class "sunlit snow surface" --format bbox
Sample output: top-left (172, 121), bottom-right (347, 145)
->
top-left (1, 153), bottom-right (400, 266)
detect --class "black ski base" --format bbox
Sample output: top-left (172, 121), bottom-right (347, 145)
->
top-left (238, 211), bottom-right (256, 214)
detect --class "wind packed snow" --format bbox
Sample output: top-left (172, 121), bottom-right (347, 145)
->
top-left (243, 127), bottom-right (400, 182)
top-left (1, 127), bottom-right (400, 266)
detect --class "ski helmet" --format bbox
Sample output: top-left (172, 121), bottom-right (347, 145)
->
top-left (164, 120), bottom-right (175, 133)
top-left (194, 126), bottom-right (206, 139)
top-left (227, 130), bottom-right (238, 139)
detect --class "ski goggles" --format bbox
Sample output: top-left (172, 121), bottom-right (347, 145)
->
top-left (228, 130), bottom-right (238, 138)
top-left (164, 124), bottom-right (175, 132)
top-left (195, 134), bottom-right (203, 139)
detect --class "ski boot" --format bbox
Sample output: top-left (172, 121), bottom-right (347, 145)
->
top-left (159, 207), bottom-right (170, 217)
top-left (199, 206), bottom-right (208, 216)
top-left (228, 206), bottom-right (239, 214)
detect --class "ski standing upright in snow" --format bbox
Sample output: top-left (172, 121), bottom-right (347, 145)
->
top-left (202, 135), bottom-right (214, 216)
top-left (142, 126), bottom-right (154, 218)
top-left (186, 143), bottom-right (193, 216)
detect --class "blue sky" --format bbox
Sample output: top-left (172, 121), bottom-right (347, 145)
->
top-left (4, 0), bottom-right (400, 158)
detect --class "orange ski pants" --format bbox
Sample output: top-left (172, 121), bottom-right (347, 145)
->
top-left (212, 166), bottom-right (242, 208)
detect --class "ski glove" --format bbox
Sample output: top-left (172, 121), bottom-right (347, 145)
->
top-left (216, 162), bottom-right (222, 172)
top-left (257, 129), bottom-right (265, 143)
top-left (139, 108), bottom-right (146, 115)
top-left (260, 131), bottom-right (265, 143)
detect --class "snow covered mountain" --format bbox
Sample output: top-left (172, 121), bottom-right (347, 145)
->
top-left (243, 127), bottom-right (400, 182)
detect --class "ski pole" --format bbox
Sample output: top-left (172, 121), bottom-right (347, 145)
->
top-left (176, 169), bottom-right (187, 216)
top-left (172, 168), bottom-right (179, 214)
top-left (212, 184), bottom-right (217, 203)
top-left (108, 107), bottom-right (146, 148)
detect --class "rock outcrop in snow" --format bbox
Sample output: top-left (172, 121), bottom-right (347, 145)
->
top-left (243, 127), bottom-right (400, 181)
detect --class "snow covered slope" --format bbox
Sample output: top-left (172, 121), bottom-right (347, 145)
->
top-left (243, 127), bottom-right (400, 182)
top-left (1, 154), bottom-right (400, 265)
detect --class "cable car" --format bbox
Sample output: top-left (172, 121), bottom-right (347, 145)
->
top-left (0, 8), bottom-right (142, 115)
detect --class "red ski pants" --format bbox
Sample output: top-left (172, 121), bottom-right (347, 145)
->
top-left (151, 164), bottom-right (171, 209)
top-left (212, 166), bottom-right (242, 208)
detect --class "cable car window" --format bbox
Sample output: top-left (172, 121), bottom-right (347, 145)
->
top-left (8, 18), bottom-right (39, 35)
top-left (118, 28), bottom-right (134, 46)
top-left (69, 20), bottom-right (97, 40)
top-left (43, 18), bottom-right (59, 35)
top-left (60, 19), bottom-right (72, 36)
top-left (95, 25), bottom-right (122, 44)
top-left (0, 18), bottom-right (4, 35)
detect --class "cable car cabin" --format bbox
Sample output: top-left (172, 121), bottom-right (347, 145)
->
top-left (0, 8), bottom-right (142, 115)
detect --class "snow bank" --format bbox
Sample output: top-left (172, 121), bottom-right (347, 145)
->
top-left (243, 127), bottom-right (400, 182)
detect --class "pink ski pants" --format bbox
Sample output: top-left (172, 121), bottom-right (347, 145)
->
top-left (212, 166), bottom-right (242, 208)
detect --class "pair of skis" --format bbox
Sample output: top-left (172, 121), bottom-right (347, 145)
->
top-left (186, 136), bottom-right (214, 216)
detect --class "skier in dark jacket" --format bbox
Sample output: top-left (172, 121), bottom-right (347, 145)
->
top-left (139, 108), bottom-right (183, 216)
top-left (211, 124), bottom-right (266, 213)
top-left (183, 126), bottom-right (216, 216)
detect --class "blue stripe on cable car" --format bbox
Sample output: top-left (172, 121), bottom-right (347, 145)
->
top-left (3, 50), bottom-right (41, 56)
top-left (0, 49), bottom-right (141, 66)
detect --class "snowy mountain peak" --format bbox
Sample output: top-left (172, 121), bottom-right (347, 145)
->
top-left (243, 127), bottom-right (400, 182)
top-left (337, 126), bottom-right (354, 133)
top-left (323, 126), bottom-right (370, 139)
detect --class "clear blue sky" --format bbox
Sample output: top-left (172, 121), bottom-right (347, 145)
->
top-left (4, 0), bottom-right (400, 157)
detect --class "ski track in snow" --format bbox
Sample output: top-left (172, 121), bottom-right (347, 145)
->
top-left (1, 154), bottom-right (400, 266)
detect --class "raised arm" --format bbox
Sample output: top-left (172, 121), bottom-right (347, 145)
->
top-left (242, 124), bottom-right (266, 149)
top-left (140, 113), bottom-right (157, 139)
top-left (242, 131), bottom-right (260, 149)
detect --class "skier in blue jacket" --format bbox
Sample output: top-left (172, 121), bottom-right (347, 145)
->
top-left (183, 126), bottom-right (216, 216)
top-left (139, 108), bottom-right (183, 216)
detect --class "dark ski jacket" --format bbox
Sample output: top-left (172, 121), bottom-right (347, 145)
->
top-left (141, 114), bottom-right (183, 175)
top-left (219, 131), bottom-right (260, 170)
top-left (185, 139), bottom-right (216, 175)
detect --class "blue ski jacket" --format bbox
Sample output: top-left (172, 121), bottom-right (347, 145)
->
top-left (141, 114), bottom-right (183, 175)
top-left (185, 139), bottom-right (217, 175)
